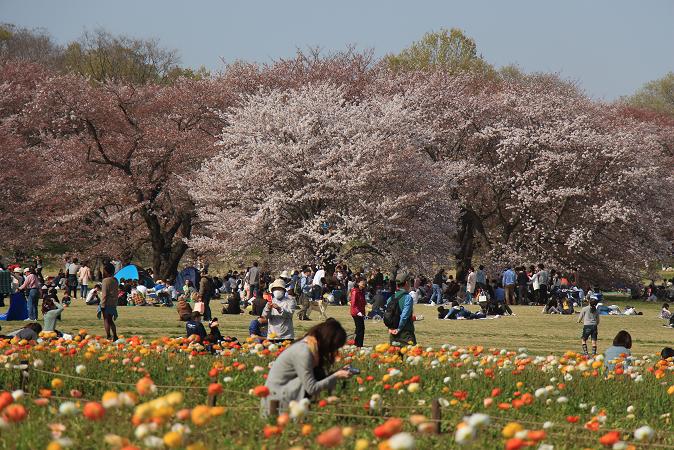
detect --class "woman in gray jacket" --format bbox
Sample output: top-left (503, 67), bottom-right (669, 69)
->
top-left (261, 318), bottom-right (353, 415)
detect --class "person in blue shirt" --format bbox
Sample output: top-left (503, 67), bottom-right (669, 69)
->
top-left (603, 330), bottom-right (632, 371)
top-left (249, 315), bottom-right (268, 341)
top-left (186, 311), bottom-right (207, 340)
top-left (502, 265), bottom-right (517, 306)
top-left (387, 272), bottom-right (416, 345)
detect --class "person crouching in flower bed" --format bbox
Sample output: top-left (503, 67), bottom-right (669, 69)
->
top-left (186, 311), bottom-right (207, 341)
top-left (261, 318), bottom-right (353, 416)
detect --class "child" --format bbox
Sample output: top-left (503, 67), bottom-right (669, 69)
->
top-left (207, 318), bottom-right (224, 343)
top-left (186, 311), bottom-right (207, 340)
top-left (249, 315), bottom-right (268, 341)
top-left (578, 299), bottom-right (600, 356)
top-left (659, 303), bottom-right (671, 320)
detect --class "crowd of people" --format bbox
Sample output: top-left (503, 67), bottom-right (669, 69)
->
top-left (1, 257), bottom-right (672, 359)
top-left (1, 256), bottom-right (673, 418)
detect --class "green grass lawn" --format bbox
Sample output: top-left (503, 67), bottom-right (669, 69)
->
top-left (2, 295), bottom-right (671, 356)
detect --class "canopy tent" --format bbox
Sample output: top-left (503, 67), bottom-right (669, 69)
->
top-left (174, 267), bottom-right (200, 292)
top-left (114, 265), bottom-right (154, 287)
top-left (0, 293), bottom-right (29, 321)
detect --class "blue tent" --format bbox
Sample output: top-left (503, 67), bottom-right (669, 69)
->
top-left (0, 293), bottom-right (29, 321)
top-left (114, 265), bottom-right (154, 287)
top-left (174, 267), bottom-right (200, 292)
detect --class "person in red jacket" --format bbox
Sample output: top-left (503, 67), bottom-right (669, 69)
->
top-left (350, 278), bottom-right (367, 347)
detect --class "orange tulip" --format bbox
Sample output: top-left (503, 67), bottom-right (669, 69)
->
top-left (82, 402), bottom-right (105, 421)
top-left (315, 426), bottom-right (343, 447)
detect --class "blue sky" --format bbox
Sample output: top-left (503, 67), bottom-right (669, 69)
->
top-left (2, 0), bottom-right (672, 99)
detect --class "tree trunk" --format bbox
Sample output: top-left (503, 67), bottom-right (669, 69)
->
top-left (455, 209), bottom-right (476, 283)
top-left (146, 213), bottom-right (192, 281)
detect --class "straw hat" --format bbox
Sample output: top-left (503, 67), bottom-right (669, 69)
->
top-left (268, 278), bottom-right (286, 292)
top-left (279, 270), bottom-right (290, 279)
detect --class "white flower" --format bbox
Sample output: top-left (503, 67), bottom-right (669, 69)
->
top-left (11, 390), bottom-right (24, 401)
top-left (538, 444), bottom-right (554, 450)
top-left (59, 401), bottom-right (78, 415)
top-left (534, 388), bottom-right (547, 398)
top-left (626, 405), bottom-right (635, 413)
top-left (388, 432), bottom-right (415, 449)
top-left (134, 424), bottom-right (154, 439)
top-left (75, 365), bottom-right (86, 375)
top-left (443, 376), bottom-right (451, 384)
top-left (633, 425), bottom-right (654, 441)
top-left (466, 413), bottom-right (490, 428)
top-left (564, 373), bottom-right (573, 381)
top-left (407, 383), bottom-right (420, 393)
top-left (438, 398), bottom-right (450, 407)
top-left (369, 394), bottom-right (383, 412)
top-left (33, 359), bottom-right (44, 368)
top-left (171, 423), bottom-right (191, 435)
top-left (143, 435), bottom-right (164, 448)
top-left (223, 376), bottom-right (233, 383)
top-left (515, 430), bottom-right (529, 439)
top-left (543, 421), bottom-right (554, 429)
top-left (612, 442), bottom-right (627, 450)
top-left (578, 403), bottom-right (588, 410)
top-left (54, 438), bottom-right (74, 448)
top-left (454, 424), bottom-right (476, 445)
top-left (389, 368), bottom-right (401, 377)
top-left (289, 398), bottom-right (310, 419)
top-left (556, 396), bottom-right (568, 404)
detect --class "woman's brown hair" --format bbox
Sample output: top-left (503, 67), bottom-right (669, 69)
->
top-left (304, 318), bottom-right (347, 367)
top-left (612, 330), bottom-right (632, 349)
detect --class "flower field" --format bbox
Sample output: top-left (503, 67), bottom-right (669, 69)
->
top-left (0, 331), bottom-right (672, 450)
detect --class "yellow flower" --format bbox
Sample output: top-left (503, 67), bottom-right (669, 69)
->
top-left (667, 385), bottom-right (674, 395)
top-left (46, 442), bottom-right (62, 450)
top-left (163, 431), bottom-right (183, 448)
top-left (186, 442), bottom-right (208, 450)
top-left (502, 422), bottom-right (523, 438)
top-left (355, 438), bottom-right (370, 450)
top-left (51, 378), bottom-right (64, 390)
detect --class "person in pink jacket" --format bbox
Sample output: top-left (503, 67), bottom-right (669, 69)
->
top-left (350, 279), bottom-right (367, 347)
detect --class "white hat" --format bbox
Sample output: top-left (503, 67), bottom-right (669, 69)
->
top-left (279, 270), bottom-right (289, 279)
top-left (13, 267), bottom-right (22, 274)
top-left (23, 268), bottom-right (30, 273)
top-left (268, 278), bottom-right (286, 292)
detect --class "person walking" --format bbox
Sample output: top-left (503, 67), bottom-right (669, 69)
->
top-left (100, 263), bottom-right (119, 342)
top-left (516, 266), bottom-right (529, 305)
top-left (430, 269), bottom-right (445, 305)
top-left (502, 265), bottom-right (516, 306)
top-left (536, 264), bottom-right (549, 305)
top-left (386, 272), bottom-right (416, 345)
top-left (199, 270), bottom-right (214, 321)
top-left (577, 299), bottom-right (600, 356)
top-left (245, 262), bottom-right (261, 297)
top-left (350, 278), bottom-right (366, 347)
top-left (78, 262), bottom-right (92, 300)
top-left (67, 258), bottom-right (81, 299)
top-left (465, 267), bottom-right (476, 304)
top-left (19, 267), bottom-right (40, 321)
top-left (476, 265), bottom-right (487, 290)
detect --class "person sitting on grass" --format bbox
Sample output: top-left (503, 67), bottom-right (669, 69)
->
top-left (249, 315), bottom-right (268, 341)
top-left (542, 298), bottom-right (561, 314)
top-left (659, 303), bottom-right (671, 320)
top-left (186, 311), bottom-right (207, 341)
top-left (222, 290), bottom-right (242, 315)
top-left (85, 284), bottom-right (102, 305)
top-left (207, 318), bottom-right (224, 343)
top-left (661, 347), bottom-right (674, 361)
top-left (604, 330), bottom-right (632, 371)
top-left (177, 295), bottom-right (192, 321)
top-left (43, 299), bottom-right (64, 335)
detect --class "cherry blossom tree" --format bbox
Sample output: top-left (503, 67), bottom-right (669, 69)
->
top-left (22, 73), bottom-right (233, 278)
top-left (399, 71), bottom-right (674, 284)
top-left (189, 83), bottom-right (458, 271)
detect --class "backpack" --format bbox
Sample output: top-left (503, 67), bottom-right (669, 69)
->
top-left (383, 291), bottom-right (404, 329)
